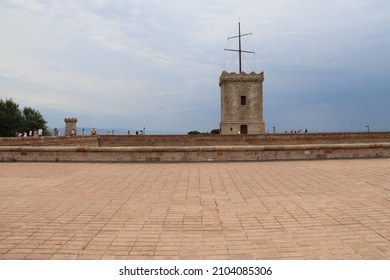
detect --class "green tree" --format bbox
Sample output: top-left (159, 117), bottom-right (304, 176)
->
top-left (0, 99), bottom-right (23, 137)
top-left (0, 98), bottom-right (49, 137)
top-left (210, 129), bottom-right (220, 134)
top-left (21, 107), bottom-right (49, 135)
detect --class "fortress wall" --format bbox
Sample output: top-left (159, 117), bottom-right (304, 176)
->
top-left (1, 132), bottom-right (389, 162)
top-left (97, 132), bottom-right (390, 147)
top-left (0, 132), bottom-right (390, 147)
top-left (1, 132), bottom-right (390, 147)
top-left (0, 136), bottom-right (99, 147)
top-left (1, 143), bottom-right (389, 162)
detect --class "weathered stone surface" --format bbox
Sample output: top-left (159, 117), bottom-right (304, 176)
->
top-left (1, 143), bottom-right (389, 162)
top-left (2, 132), bottom-right (390, 147)
top-left (1, 133), bottom-right (389, 162)
top-left (64, 118), bottom-right (77, 136)
top-left (219, 71), bottom-right (265, 134)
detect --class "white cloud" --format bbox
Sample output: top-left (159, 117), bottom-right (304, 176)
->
top-left (1, 0), bottom-right (390, 132)
top-left (7, 0), bottom-right (45, 13)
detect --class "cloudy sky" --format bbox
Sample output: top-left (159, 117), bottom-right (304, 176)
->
top-left (1, 0), bottom-right (389, 133)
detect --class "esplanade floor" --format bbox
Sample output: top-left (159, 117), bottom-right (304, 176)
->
top-left (0, 159), bottom-right (389, 260)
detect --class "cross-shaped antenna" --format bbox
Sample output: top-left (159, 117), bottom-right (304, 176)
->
top-left (225, 22), bottom-right (255, 73)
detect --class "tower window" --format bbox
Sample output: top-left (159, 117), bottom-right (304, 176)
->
top-left (241, 96), bottom-right (246, 105)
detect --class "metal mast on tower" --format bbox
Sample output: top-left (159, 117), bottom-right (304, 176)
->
top-left (224, 22), bottom-right (255, 73)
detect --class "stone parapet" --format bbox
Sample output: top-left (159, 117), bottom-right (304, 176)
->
top-left (1, 143), bottom-right (389, 162)
top-left (219, 71), bottom-right (264, 86)
top-left (98, 132), bottom-right (390, 146)
top-left (0, 136), bottom-right (99, 147)
top-left (1, 133), bottom-right (390, 148)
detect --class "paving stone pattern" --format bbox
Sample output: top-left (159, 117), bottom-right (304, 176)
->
top-left (0, 159), bottom-right (389, 260)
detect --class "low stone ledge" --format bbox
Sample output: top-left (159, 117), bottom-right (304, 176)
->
top-left (1, 142), bottom-right (389, 151)
top-left (1, 143), bottom-right (389, 162)
top-left (2, 132), bottom-right (390, 148)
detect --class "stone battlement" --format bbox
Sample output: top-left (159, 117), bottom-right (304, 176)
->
top-left (0, 142), bottom-right (389, 162)
top-left (1, 132), bottom-right (389, 147)
top-left (0, 136), bottom-right (98, 147)
top-left (219, 71), bottom-right (264, 86)
top-left (0, 132), bottom-right (390, 162)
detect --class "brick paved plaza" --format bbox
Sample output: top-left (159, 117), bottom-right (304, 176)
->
top-left (0, 159), bottom-right (389, 260)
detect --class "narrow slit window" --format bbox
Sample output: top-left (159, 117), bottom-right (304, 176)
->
top-left (241, 96), bottom-right (246, 105)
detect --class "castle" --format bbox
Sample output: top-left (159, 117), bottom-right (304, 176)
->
top-left (219, 22), bottom-right (265, 135)
top-left (219, 71), bottom-right (265, 134)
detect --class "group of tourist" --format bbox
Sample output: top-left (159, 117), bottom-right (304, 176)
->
top-left (53, 128), bottom-right (61, 136)
top-left (285, 128), bottom-right (308, 134)
top-left (268, 127), bottom-right (309, 134)
top-left (15, 128), bottom-right (43, 137)
top-left (15, 127), bottom-right (148, 137)
top-left (80, 128), bottom-right (145, 136)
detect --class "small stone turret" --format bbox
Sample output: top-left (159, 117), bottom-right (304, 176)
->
top-left (64, 118), bottom-right (78, 136)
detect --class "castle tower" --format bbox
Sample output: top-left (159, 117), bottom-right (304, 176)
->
top-left (64, 118), bottom-right (78, 136)
top-left (220, 22), bottom-right (265, 134)
top-left (219, 71), bottom-right (265, 134)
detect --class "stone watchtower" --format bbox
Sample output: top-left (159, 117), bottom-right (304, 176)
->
top-left (64, 118), bottom-right (77, 136)
top-left (220, 22), bottom-right (265, 134)
top-left (219, 71), bottom-right (265, 134)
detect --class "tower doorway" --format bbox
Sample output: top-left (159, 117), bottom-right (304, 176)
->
top-left (240, 125), bottom-right (248, 135)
